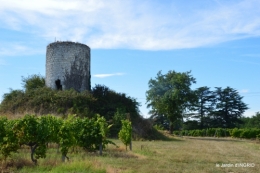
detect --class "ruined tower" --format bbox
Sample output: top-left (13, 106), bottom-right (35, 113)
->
top-left (46, 41), bottom-right (91, 92)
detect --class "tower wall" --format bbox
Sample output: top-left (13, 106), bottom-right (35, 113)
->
top-left (46, 41), bottom-right (91, 92)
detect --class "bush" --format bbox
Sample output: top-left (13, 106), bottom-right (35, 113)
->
top-left (22, 74), bottom-right (45, 91)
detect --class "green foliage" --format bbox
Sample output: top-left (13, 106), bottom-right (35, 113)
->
top-left (184, 87), bottom-right (248, 129)
top-left (183, 120), bottom-right (200, 130)
top-left (97, 115), bottom-right (114, 146)
top-left (212, 87), bottom-right (248, 128)
top-left (0, 89), bottom-right (25, 113)
top-left (240, 129), bottom-right (260, 138)
top-left (146, 70), bottom-right (196, 133)
top-left (58, 115), bottom-right (76, 159)
top-left (178, 128), bottom-right (260, 139)
top-left (240, 112), bottom-right (260, 128)
top-left (191, 86), bottom-right (215, 129)
top-left (146, 71), bottom-right (249, 130)
top-left (150, 114), bottom-right (170, 130)
top-left (113, 108), bottom-right (127, 124)
top-left (0, 117), bottom-right (7, 144)
top-left (230, 128), bottom-right (260, 138)
top-left (39, 115), bottom-right (63, 143)
top-left (118, 119), bottom-right (132, 150)
top-left (110, 108), bottom-right (127, 136)
top-left (91, 85), bottom-right (140, 137)
top-left (0, 86), bottom-right (96, 116)
top-left (57, 114), bottom-right (114, 159)
top-left (153, 124), bottom-right (165, 130)
top-left (12, 114), bottom-right (58, 164)
top-left (74, 116), bottom-right (100, 150)
top-left (22, 74), bottom-right (45, 91)
top-left (92, 85), bottom-right (139, 120)
top-left (0, 118), bottom-right (20, 160)
top-left (0, 114), bottom-right (113, 163)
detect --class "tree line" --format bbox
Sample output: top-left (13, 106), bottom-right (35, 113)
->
top-left (146, 70), bottom-right (249, 133)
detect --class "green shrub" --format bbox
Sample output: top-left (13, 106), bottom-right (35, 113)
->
top-left (154, 124), bottom-right (164, 131)
top-left (118, 119), bottom-right (132, 150)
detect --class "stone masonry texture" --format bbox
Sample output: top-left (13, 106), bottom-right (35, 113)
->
top-left (46, 41), bottom-right (91, 92)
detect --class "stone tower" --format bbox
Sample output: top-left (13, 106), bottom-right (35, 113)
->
top-left (46, 41), bottom-right (91, 92)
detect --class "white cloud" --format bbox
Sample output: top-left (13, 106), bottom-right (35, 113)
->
top-left (0, 0), bottom-right (260, 50)
top-left (93, 73), bottom-right (125, 78)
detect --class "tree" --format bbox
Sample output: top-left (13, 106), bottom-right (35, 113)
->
top-left (212, 87), bottom-right (248, 128)
top-left (191, 87), bottom-right (216, 129)
top-left (92, 84), bottom-right (140, 137)
top-left (92, 85), bottom-right (139, 120)
top-left (146, 70), bottom-right (196, 133)
top-left (21, 74), bottom-right (45, 91)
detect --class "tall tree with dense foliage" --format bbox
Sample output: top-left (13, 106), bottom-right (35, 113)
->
top-left (146, 70), bottom-right (196, 133)
top-left (192, 87), bottom-right (216, 129)
top-left (211, 87), bottom-right (248, 128)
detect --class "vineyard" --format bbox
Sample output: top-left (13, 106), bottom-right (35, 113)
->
top-left (173, 128), bottom-right (260, 139)
top-left (0, 115), bottom-right (260, 172)
top-left (0, 114), bottom-right (117, 165)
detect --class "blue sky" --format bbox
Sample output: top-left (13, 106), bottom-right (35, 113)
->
top-left (0, 0), bottom-right (260, 118)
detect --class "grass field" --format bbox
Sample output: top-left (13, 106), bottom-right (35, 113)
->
top-left (1, 136), bottom-right (260, 173)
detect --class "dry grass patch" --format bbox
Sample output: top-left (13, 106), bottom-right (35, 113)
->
top-left (96, 138), bottom-right (260, 173)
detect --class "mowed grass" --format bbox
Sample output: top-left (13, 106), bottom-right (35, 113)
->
top-left (99, 137), bottom-right (260, 173)
top-left (2, 136), bottom-right (260, 173)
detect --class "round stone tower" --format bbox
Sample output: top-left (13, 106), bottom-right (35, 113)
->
top-left (46, 41), bottom-right (91, 92)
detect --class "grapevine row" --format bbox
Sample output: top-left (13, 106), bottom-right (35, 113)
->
top-left (173, 128), bottom-right (260, 139)
top-left (0, 114), bottom-right (113, 164)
